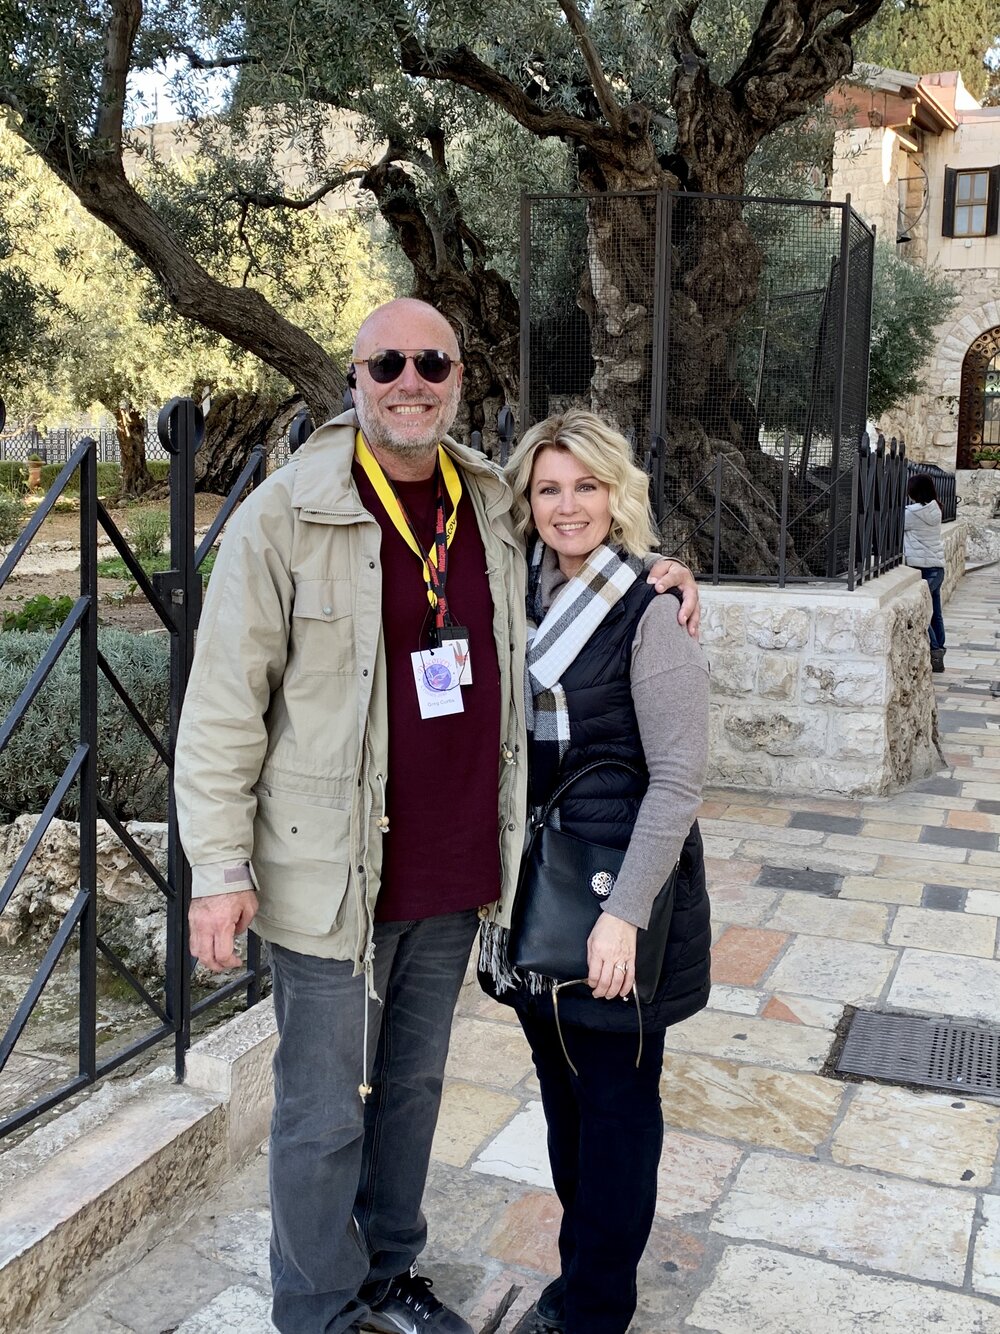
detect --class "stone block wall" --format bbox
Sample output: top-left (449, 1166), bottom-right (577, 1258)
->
top-left (957, 474), bottom-right (1000, 567)
top-left (941, 520), bottom-right (967, 601)
top-left (701, 566), bottom-right (939, 798)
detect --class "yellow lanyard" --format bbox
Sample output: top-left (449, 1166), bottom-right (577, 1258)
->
top-left (355, 430), bottom-right (462, 609)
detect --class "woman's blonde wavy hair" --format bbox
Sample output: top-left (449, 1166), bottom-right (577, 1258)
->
top-left (504, 408), bottom-right (657, 558)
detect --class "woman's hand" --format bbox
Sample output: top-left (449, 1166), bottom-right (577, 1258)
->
top-left (587, 911), bottom-right (639, 999)
top-left (647, 559), bottom-right (700, 638)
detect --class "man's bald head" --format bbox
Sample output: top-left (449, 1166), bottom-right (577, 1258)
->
top-left (353, 299), bottom-right (461, 361)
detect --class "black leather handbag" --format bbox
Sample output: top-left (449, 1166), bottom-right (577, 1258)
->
top-left (507, 759), bottom-right (677, 999)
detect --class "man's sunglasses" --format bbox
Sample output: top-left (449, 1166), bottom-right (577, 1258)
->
top-left (351, 349), bottom-right (457, 385)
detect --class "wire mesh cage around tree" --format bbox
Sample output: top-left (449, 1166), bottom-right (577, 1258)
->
top-left (522, 189), bottom-right (876, 582)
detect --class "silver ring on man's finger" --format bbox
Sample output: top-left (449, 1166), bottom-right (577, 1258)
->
top-left (614, 961), bottom-right (628, 974)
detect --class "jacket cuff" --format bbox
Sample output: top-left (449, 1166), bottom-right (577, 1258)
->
top-left (191, 861), bottom-right (254, 900)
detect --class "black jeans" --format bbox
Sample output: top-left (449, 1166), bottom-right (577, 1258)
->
top-left (518, 1009), bottom-right (668, 1334)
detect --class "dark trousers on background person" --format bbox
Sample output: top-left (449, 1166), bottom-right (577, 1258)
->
top-left (919, 566), bottom-right (946, 651)
top-left (267, 909), bottom-right (479, 1334)
top-left (517, 1009), bottom-right (668, 1334)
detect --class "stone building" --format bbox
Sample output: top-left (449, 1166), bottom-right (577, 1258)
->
top-left (828, 68), bottom-right (1000, 474)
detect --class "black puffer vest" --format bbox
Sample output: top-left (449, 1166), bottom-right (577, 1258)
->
top-left (486, 580), bottom-right (711, 1033)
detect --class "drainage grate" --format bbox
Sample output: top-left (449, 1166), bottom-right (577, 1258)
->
top-left (837, 1010), bottom-right (1000, 1096)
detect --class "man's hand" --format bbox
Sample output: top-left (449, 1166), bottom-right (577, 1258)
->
top-left (189, 890), bottom-right (258, 971)
top-left (647, 559), bottom-right (700, 638)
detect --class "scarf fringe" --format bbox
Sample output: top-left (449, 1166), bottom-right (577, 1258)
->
top-left (478, 921), bottom-right (552, 995)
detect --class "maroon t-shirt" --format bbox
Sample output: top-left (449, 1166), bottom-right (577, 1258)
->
top-left (353, 461), bottom-right (502, 921)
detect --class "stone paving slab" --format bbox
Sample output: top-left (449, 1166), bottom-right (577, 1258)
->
top-left (52, 567), bottom-right (1000, 1334)
top-left (711, 1154), bottom-right (976, 1284)
top-left (830, 1084), bottom-right (1000, 1188)
top-left (688, 1246), bottom-right (1000, 1334)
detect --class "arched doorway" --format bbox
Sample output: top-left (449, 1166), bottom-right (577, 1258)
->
top-left (957, 326), bottom-right (1000, 468)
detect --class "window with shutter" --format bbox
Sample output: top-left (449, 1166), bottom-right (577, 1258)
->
top-left (944, 166), bottom-right (1000, 238)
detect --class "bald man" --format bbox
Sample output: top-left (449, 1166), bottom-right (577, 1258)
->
top-left (176, 299), bottom-right (699, 1334)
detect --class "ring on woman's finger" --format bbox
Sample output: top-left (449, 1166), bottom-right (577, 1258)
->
top-left (613, 961), bottom-right (629, 974)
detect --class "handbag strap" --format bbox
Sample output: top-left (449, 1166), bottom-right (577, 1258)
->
top-left (537, 758), bottom-right (643, 829)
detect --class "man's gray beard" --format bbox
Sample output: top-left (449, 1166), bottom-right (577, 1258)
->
top-left (354, 384), bottom-right (460, 456)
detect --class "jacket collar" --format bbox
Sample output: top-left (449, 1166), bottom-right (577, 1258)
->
top-left (290, 409), bottom-right (511, 520)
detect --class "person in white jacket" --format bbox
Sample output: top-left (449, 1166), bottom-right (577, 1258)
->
top-left (903, 473), bottom-right (946, 672)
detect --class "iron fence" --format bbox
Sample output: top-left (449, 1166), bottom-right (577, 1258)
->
top-left (651, 429), bottom-right (908, 588)
top-left (907, 460), bottom-right (957, 524)
top-left (0, 399), bottom-right (270, 1138)
top-left (0, 423), bottom-right (297, 471)
top-left (0, 425), bottom-right (171, 464)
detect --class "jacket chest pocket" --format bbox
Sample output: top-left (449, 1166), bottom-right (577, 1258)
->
top-left (290, 579), bottom-right (355, 676)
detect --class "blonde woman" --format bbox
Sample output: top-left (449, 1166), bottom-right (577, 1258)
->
top-left (480, 409), bottom-right (710, 1334)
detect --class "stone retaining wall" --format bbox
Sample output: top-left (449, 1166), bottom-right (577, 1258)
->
top-left (701, 565), bottom-right (940, 798)
top-left (957, 473), bottom-right (1000, 567)
top-left (942, 519), bottom-right (967, 601)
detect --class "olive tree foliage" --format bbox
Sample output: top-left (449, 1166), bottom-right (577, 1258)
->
top-left (2, 0), bottom-right (887, 556)
top-left (0, 119), bottom-right (391, 493)
top-left (0, 158), bottom-right (44, 372)
top-left (868, 239), bottom-right (958, 419)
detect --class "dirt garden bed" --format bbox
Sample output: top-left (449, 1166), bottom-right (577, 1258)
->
top-left (0, 494), bottom-right (228, 633)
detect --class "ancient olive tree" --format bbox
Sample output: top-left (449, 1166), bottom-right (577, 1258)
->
top-left (2, 0), bottom-right (886, 559)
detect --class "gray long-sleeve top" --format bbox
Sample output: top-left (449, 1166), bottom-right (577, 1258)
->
top-left (538, 566), bottom-right (710, 929)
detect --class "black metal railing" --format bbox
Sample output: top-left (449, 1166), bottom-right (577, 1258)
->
top-left (644, 430), bottom-right (906, 588)
top-left (907, 460), bottom-right (957, 524)
top-left (0, 398), bottom-right (269, 1138)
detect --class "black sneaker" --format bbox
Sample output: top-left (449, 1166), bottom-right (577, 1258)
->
top-left (534, 1275), bottom-right (565, 1331)
top-left (361, 1264), bottom-right (472, 1334)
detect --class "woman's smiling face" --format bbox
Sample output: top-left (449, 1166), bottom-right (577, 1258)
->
top-left (529, 446), bottom-right (613, 577)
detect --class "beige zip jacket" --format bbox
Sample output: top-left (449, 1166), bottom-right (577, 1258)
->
top-left (174, 411), bottom-right (528, 967)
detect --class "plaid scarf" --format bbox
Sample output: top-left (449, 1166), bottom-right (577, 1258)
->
top-left (525, 539), bottom-right (644, 788)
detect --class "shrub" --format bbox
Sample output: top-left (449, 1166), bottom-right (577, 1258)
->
top-left (127, 509), bottom-right (170, 561)
top-left (0, 491), bottom-right (26, 545)
top-left (0, 629), bottom-right (170, 822)
top-left (2, 594), bottom-right (75, 632)
top-left (0, 462), bottom-right (28, 495)
top-left (148, 461), bottom-right (170, 482)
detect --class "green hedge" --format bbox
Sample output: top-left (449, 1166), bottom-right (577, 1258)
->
top-left (0, 629), bottom-right (170, 822)
top-left (39, 462), bottom-right (126, 495)
top-left (2, 459), bottom-right (171, 497)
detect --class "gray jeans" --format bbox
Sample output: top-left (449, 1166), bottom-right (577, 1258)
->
top-left (268, 910), bottom-right (480, 1334)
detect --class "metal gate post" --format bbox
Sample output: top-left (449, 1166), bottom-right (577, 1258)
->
top-left (827, 196), bottom-right (852, 576)
top-left (78, 438), bottom-right (99, 1081)
top-left (156, 398), bottom-right (204, 1081)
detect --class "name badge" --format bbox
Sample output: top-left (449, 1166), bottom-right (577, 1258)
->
top-left (411, 645), bottom-right (465, 719)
